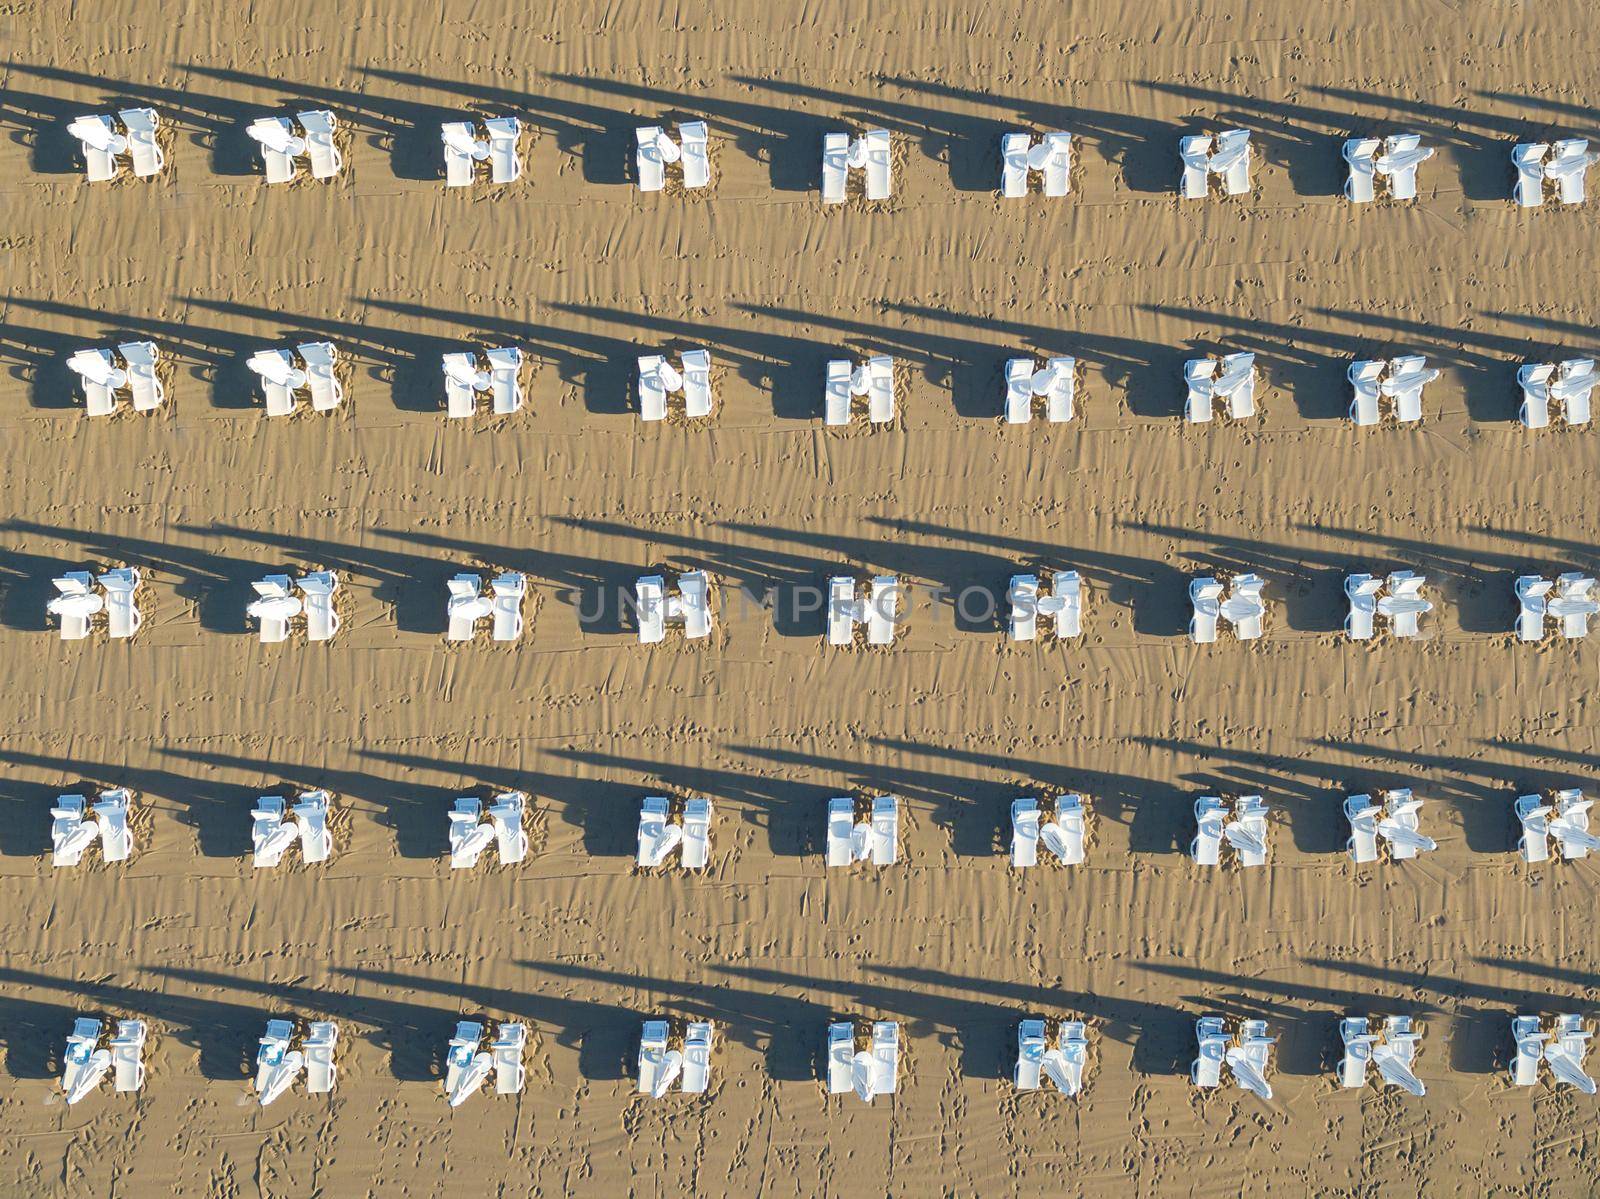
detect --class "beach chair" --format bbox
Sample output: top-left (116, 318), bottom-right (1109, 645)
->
top-left (51, 794), bottom-right (98, 867)
top-left (821, 133), bottom-right (849, 203)
top-left (638, 1020), bottom-right (682, 1097)
top-left (1373, 1016), bottom-right (1425, 1096)
top-left (1227, 1019), bottom-right (1275, 1100)
top-left (98, 568), bottom-right (141, 640)
top-left (1514, 142), bottom-right (1551, 207)
top-left (1015, 1019), bottom-right (1046, 1089)
top-left (1213, 130), bottom-right (1251, 194)
top-left (681, 798), bottom-right (712, 870)
top-left (1225, 795), bottom-right (1269, 867)
top-left (1184, 358), bottom-right (1216, 423)
top-left (293, 791), bottom-right (334, 863)
top-left (62, 1017), bottom-right (111, 1104)
top-left (255, 1019), bottom-right (304, 1106)
top-left (1345, 794), bottom-right (1382, 863)
top-left (251, 795), bottom-right (297, 868)
top-left (1178, 135), bottom-right (1213, 199)
top-left (249, 348), bottom-right (303, 416)
top-left (446, 1021), bottom-right (491, 1106)
top-left (1339, 1016), bottom-right (1376, 1087)
top-left (1550, 573), bottom-right (1600, 639)
top-left (1009, 574), bottom-right (1039, 641)
top-left (1011, 798), bottom-right (1040, 868)
top-left (245, 575), bottom-right (301, 644)
top-left (304, 1022), bottom-right (338, 1094)
top-left (486, 346), bottom-right (523, 414)
top-left (1550, 359), bottom-right (1597, 425)
top-left (638, 570), bottom-right (713, 643)
top-left (93, 789), bottom-right (134, 862)
top-left (1512, 1015), bottom-right (1548, 1087)
top-left (248, 115), bottom-right (304, 183)
top-left (47, 571), bottom-right (102, 640)
top-left (1214, 353), bottom-right (1256, 418)
top-left (822, 130), bottom-right (891, 203)
top-left (112, 341), bottom-right (162, 412)
top-left (1035, 570), bottom-right (1082, 639)
top-left (860, 1022), bottom-right (900, 1101)
top-left (1001, 133), bottom-right (1031, 199)
top-left (1004, 356), bottom-right (1075, 423)
top-left (443, 352), bottom-right (487, 418)
top-left (490, 572), bottom-right (526, 642)
top-left (1189, 576), bottom-right (1223, 644)
top-left (483, 117), bottom-right (520, 184)
top-left (635, 126), bottom-right (670, 192)
top-left (1375, 789), bottom-right (1436, 860)
top-left (826, 1022), bottom-right (855, 1094)
top-left (1378, 571), bottom-right (1431, 638)
top-left (110, 1020), bottom-right (146, 1094)
top-left (1547, 138), bottom-right (1598, 205)
top-left (1001, 132), bottom-right (1072, 198)
top-left (1343, 137), bottom-right (1380, 202)
top-left (447, 573), bottom-right (492, 642)
top-left (1549, 789), bottom-right (1600, 859)
top-left (1045, 795), bottom-right (1087, 865)
top-left (637, 796), bottom-right (683, 868)
top-left (823, 359), bottom-right (850, 425)
top-left (1374, 133), bottom-right (1432, 201)
top-left (682, 349), bottom-right (712, 417)
top-left (827, 576), bottom-right (861, 645)
top-left (298, 571), bottom-right (340, 641)
top-left (68, 113), bottom-right (127, 181)
top-left (1381, 355), bottom-right (1438, 423)
top-left (448, 797), bottom-right (494, 868)
top-left (1518, 362), bottom-right (1555, 429)
top-left (680, 122), bottom-right (710, 189)
top-left (1192, 1016), bottom-right (1228, 1087)
top-left (868, 796), bottom-right (899, 865)
top-left (1219, 573), bottom-right (1266, 641)
top-left (492, 1022), bottom-right (528, 1095)
top-left (1191, 796), bottom-right (1226, 866)
top-left (1516, 575), bottom-right (1553, 641)
top-left (441, 120), bottom-right (489, 186)
top-left (1344, 573), bottom-right (1382, 640)
top-left (1004, 359), bottom-right (1033, 423)
top-left (826, 797), bottom-right (857, 867)
top-left (1048, 1021), bottom-right (1089, 1096)
top-left (1516, 795), bottom-right (1554, 864)
top-left (299, 110), bottom-right (341, 179)
top-left (855, 356), bottom-right (896, 423)
top-left (1546, 1015), bottom-right (1598, 1093)
top-left (487, 792), bottom-right (528, 864)
top-left (863, 130), bottom-right (892, 200)
top-left (638, 349), bottom-right (713, 420)
top-left (636, 574), bottom-right (667, 644)
top-left (681, 1021), bottom-right (714, 1094)
top-left (866, 575), bottom-right (900, 646)
top-left (68, 347), bottom-right (124, 415)
top-left (295, 342), bottom-right (342, 412)
top-left (1348, 359), bottom-right (1384, 426)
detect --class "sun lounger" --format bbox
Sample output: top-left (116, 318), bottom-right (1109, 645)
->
top-left (48, 571), bottom-right (102, 640)
top-left (1550, 573), bottom-right (1600, 639)
top-left (1547, 138), bottom-right (1597, 205)
top-left (1547, 1014), bottom-right (1598, 1093)
top-left (1514, 142), bottom-right (1550, 207)
top-left (1184, 358), bottom-right (1216, 423)
top-left (1189, 576), bottom-right (1223, 644)
top-left (1381, 355), bottom-right (1437, 423)
top-left (484, 346), bottom-right (522, 414)
top-left (1516, 575), bottom-right (1553, 641)
top-left (93, 789), bottom-right (134, 862)
top-left (255, 1019), bottom-right (303, 1106)
top-left (1373, 1015), bottom-right (1425, 1096)
top-left (637, 355), bottom-right (670, 422)
top-left (443, 352), bottom-right (486, 418)
top-left (1011, 798), bottom-right (1040, 868)
top-left (293, 791), bottom-right (333, 863)
top-left (821, 132), bottom-right (849, 203)
top-left (1344, 573), bottom-right (1382, 640)
top-left (1215, 353), bottom-right (1256, 418)
top-left (112, 341), bottom-right (162, 412)
top-left (863, 130), bottom-right (892, 200)
top-left (304, 1021), bottom-right (338, 1094)
top-left (1550, 359), bottom-right (1597, 425)
top-left (857, 1021), bottom-right (899, 1101)
top-left (638, 1020), bottom-right (681, 1097)
top-left (679, 122), bottom-right (711, 189)
top-left (867, 796), bottom-right (899, 865)
top-left (441, 121), bottom-right (488, 187)
top-left (822, 130), bottom-right (891, 203)
top-left (1375, 789), bottom-right (1435, 860)
top-left (825, 1022), bottom-right (855, 1094)
top-left (1227, 1019), bottom-right (1275, 1100)
top-left (1378, 571), bottom-right (1431, 638)
top-left (1001, 131), bottom-right (1072, 198)
top-left (866, 575), bottom-right (899, 646)
top-left (859, 355), bottom-right (895, 423)
top-left (1512, 1015), bottom-right (1548, 1087)
top-left (292, 341), bottom-right (341, 411)
top-left (298, 571), bottom-right (340, 641)
top-left (1001, 133), bottom-right (1031, 198)
top-left (637, 796), bottom-right (683, 868)
top-left (1214, 130), bottom-right (1251, 194)
top-left (1225, 795), bottom-right (1269, 867)
top-left (635, 126), bottom-right (676, 192)
top-left (1348, 360), bottom-right (1384, 426)
top-left (823, 359), bottom-right (852, 425)
top-left (1006, 357), bottom-right (1075, 423)
top-left (68, 347), bottom-right (123, 415)
top-left (1192, 795), bottom-right (1226, 866)
top-left (1339, 1017), bottom-right (1376, 1088)
top-left (487, 792), bottom-right (528, 864)
top-left (1192, 1016), bottom-right (1228, 1087)
top-left (1179, 135), bottom-right (1213, 199)
top-left (827, 576), bottom-right (860, 646)
top-left (1374, 133), bottom-right (1432, 201)
top-left (638, 349), bottom-right (712, 420)
top-left (675, 570), bottom-right (713, 639)
top-left (1518, 362), bottom-right (1554, 429)
top-left (249, 348), bottom-right (302, 416)
top-left (1549, 789), bottom-right (1600, 859)
top-left (62, 1017), bottom-right (111, 1104)
top-left (681, 798), bottom-right (712, 870)
top-left (109, 1019), bottom-right (145, 1093)
top-left (69, 113), bottom-right (126, 181)
top-left (251, 795), bottom-right (297, 867)
top-left (682, 349), bottom-right (713, 417)
top-left (1343, 137), bottom-right (1380, 203)
top-left (481, 117), bottom-right (520, 184)
top-left (1515, 794), bottom-right (1553, 864)
top-left (490, 1022), bottom-right (527, 1095)
top-left (1015, 1019), bottom-right (1046, 1089)
top-left (1345, 794), bottom-right (1381, 863)
top-left (490, 572), bottom-right (526, 641)
top-left (447, 573), bottom-right (492, 642)
top-left (681, 1021), bottom-right (713, 1093)
top-left (1045, 795), bottom-right (1087, 865)
top-left (1219, 572), bottom-right (1265, 640)
top-left (98, 568), bottom-right (141, 639)
top-left (1009, 573), bottom-right (1038, 641)
top-left (248, 116), bottom-right (303, 183)
top-left (121, 108), bottom-right (163, 177)
top-left (448, 797), bottom-right (494, 868)
top-left (826, 797), bottom-right (856, 867)
top-left (297, 110), bottom-right (341, 179)
top-left (1036, 570), bottom-right (1082, 638)
top-left (51, 794), bottom-right (98, 867)
top-left (245, 575), bottom-right (301, 643)
top-left (446, 1021), bottom-right (490, 1106)
top-left (1048, 1021), bottom-right (1089, 1095)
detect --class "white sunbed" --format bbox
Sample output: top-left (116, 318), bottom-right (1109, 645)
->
top-left (1518, 362), bottom-right (1555, 429)
top-left (249, 348), bottom-right (304, 416)
top-left (838, 355), bottom-right (897, 424)
top-left (299, 571), bottom-right (341, 641)
top-left (1045, 795), bottom-right (1087, 865)
top-left (826, 797), bottom-right (857, 867)
top-left (1015, 1018), bottom-right (1046, 1089)
top-left (255, 1019), bottom-right (304, 1106)
top-left (447, 573), bottom-right (492, 642)
top-left (252, 795), bottom-right (299, 868)
top-left (448, 797), bottom-right (494, 869)
top-left (1192, 1015), bottom-right (1228, 1087)
top-left (637, 355), bottom-right (672, 422)
top-left (1192, 795), bottom-right (1226, 866)
top-left (486, 346), bottom-right (523, 414)
top-left (1214, 352), bottom-right (1257, 418)
top-left (1009, 573), bottom-right (1038, 641)
top-left (863, 130), bottom-right (892, 200)
top-left (1547, 138), bottom-right (1597, 205)
top-left (827, 575), bottom-right (860, 646)
top-left (1512, 1014), bottom-right (1548, 1087)
top-left (826, 1022), bottom-right (855, 1094)
top-left (1037, 570), bottom-right (1082, 639)
top-left (443, 351), bottom-right (487, 418)
top-left (1219, 572), bottom-right (1266, 641)
top-left (51, 794), bottom-right (98, 867)
top-left (636, 126), bottom-right (670, 192)
top-left (1345, 794), bottom-right (1381, 864)
top-left (442, 121), bottom-right (487, 187)
top-left (1516, 794), bottom-right (1555, 864)
top-left (1550, 789), bottom-right (1600, 860)
top-left (673, 569), bottom-right (713, 639)
top-left (299, 110), bottom-right (341, 179)
top-left (48, 571), bottom-right (102, 640)
top-left (491, 572), bottom-right (526, 641)
top-left (446, 1020), bottom-right (491, 1106)
top-left (681, 798), bottom-right (712, 870)
top-left (1516, 574), bottom-right (1553, 641)
top-left (114, 341), bottom-right (163, 412)
top-left (293, 791), bottom-right (334, 863)
top-left (821, 132), bottom-right (849, 204)
top-left (246, 575), bottom-right (301, 643)
top-left (854, 1021), bottom-right (899, 1102)
top-left (1374, 133), bottom-right (1432, 201)
top-left (1381, 355), bottom-right (1438, 423)
top-left (823, 359), bottom-right (852, 425)
top-left (1189, 576), bottom-right (1223, 644)
top-left (68, 113), bottom-right (126, 181)
top-left (1375, 789), bottom-right (1436, 860)
top-left (638, 1020), bottom-right (681, 1097)
top-left (1226, 1019), bottom-right (1275, 1100)
top-left (1550, 359), bottom-right (1597, 425)
top-left (121, 108), bottom-right (163, 178)
top-left (93, 789), bottom-right (134, 862)
top-left (1339, 1016), bottom-right (1376, 1088)
top-left (1547, 1014), bottom-right (1598, 1093)
top-left (681, 1021), bottom-right (713, 1093)
top-left (304, 1021), bottom-right (338, 1094)
top-left (1348, 359), bottom-right (1384, 426)
top-left (1373, 1015), bottom-right (1425, 1096)
top-left (868, 796), bottom-right (899, 865)
top-left (1379, 571), bottom-right (1432, 638)
top-left (1011, 797), bottom-right (1040, 868)
top-left (1550, 572), bottom-right (1600, 639)
top-left (247, 115), bottom-right (306, 183)
top-left (1006, 356), bottom-right (1075, 423)
top-left (109, 1019), bottom-right (146, 1094)
top-left (1001, 132), bottom-right (1031, 199)
top-left (1048, 1021), bottom-right (1089, 1096)
top-left (866, 575), bottom-right (900, 646)
top-left (484, 117), bottom-right (521, 184)
top-left (682, 349), bottom-right (713, 417)
top-left (99, 567), bottom-right (142, 639)
top-left (1225, 795), bottom-right (1269, 867)
top-left (1179, 135), bottom-right (1213, 199)
top-left (1513, 142), bottom-right (1551, 207)
top-left (1184, 358), bottom-right (1216, 423)
top-left (492, 1022), bottom-right (527, 1095)
top-left (1344, 573), bottom-right (1382, 640)
top-left (488, 792), bottom-right (528, 864)
top-left (679, 122), bottom-right (710, 189)
top-left (1343, 137), bottom-right (1381, 203)
top-left (637, 796), bottom-right (683, 868)
top-left (68, 347), bottom-right (124, 415)
top-left (63, 1017), bottom-right (111, 1104)
top-left (1213, 130), bottom-right (1251, 195)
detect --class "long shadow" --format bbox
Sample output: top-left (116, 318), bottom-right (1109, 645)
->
top-left (0, 543), bottom-right (90, 631)
top-left (0, 993), bottom-right (84, 1076)
top-left (0, 319), bottom-right (90, 409)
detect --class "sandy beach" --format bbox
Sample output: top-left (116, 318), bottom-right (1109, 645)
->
top-left (2, 1), bottom-right (1600, 1194)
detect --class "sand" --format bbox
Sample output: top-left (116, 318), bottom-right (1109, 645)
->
top-left (2, 1), bottom-right (1600, 1194)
